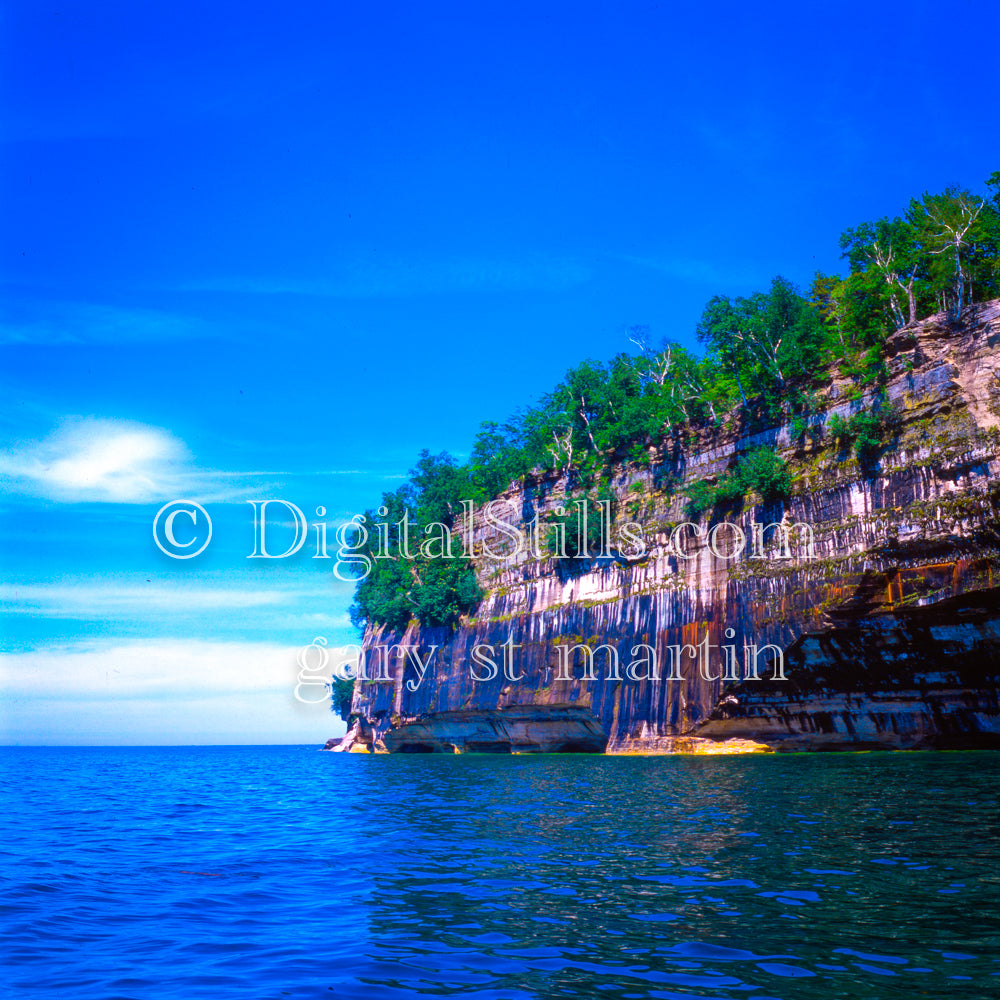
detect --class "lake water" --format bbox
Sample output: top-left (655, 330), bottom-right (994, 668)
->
top-left (2, 746), bottom-right (998, 999)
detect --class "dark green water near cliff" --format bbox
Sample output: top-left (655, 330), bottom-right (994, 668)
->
top-left (3, 747), bottom-right (998, 998)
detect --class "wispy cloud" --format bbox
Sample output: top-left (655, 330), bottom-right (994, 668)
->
top-left (0, 417), bottom-right (196, 502)
top-left (0, 638), bottom-right (356, 698)
top-left (0, 417), bottom-right (277, 503)
top-left (184, 254), bottom-right (592, 298)
top-left (0, 415), bottom-right (407, 505)
top-left (0, 583), bottom-right (303, 617)
top-left (0, 639), bottom-right (359, 744)
top-left (0, 301), bottom-right (210, 346)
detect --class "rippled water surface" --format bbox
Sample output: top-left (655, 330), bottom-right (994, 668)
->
top-left (2, 747), bottom-right (999, 999)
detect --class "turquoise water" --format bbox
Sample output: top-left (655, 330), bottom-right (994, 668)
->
top-left (1, 747), bottom-right (998, 999)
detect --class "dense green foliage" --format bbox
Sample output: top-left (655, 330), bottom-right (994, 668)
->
top-left (350, 174), bottom-right (1000, 629)
top-left (734, 448), bottom-right (794, 501)
top-left (828, 405), bottom-right (899, 470)
top-left (348, 450), bottom-right (484, 632)
top-left (685, 448), bottom-right (792, 518)
top-left (331, 676), bottom-right (354, 723)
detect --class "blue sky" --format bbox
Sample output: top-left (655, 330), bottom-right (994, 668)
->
top-left (2, 0), bottom-right (998, 743)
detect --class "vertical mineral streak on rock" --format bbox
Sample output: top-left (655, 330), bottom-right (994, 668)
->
top-left (338, 303), bottom-right (1000, 754)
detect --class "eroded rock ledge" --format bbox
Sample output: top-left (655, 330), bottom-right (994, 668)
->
top-left (334, 302), bottom-right (1000, 754)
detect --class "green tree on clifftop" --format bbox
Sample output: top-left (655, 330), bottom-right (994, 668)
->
top-left (350, 171), bottom-right (1000, 630)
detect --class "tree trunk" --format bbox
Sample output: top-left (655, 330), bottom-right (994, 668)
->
top-left (955, 241), bottom-right (963, 316)
top-left (732, 370), bottom-right (748, 406)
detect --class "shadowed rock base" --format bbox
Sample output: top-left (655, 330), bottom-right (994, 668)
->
top-left (328, 707), bottom-right (608, 753)
top-left (382, 706), bottom-right (608, 754)
top-left (328, 710), bottom-right (773, 754)
top-left (696, 589), bottom-right (1000, 751)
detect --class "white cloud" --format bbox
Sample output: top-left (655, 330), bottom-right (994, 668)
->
top-left (0, 583), bottom-right (300, 617)
top-left (0, 416), bottom-right (265, 503)
top-left (0, 639), bottom-right (359, 745)
top-left (0, 417), bottom-right (189, 502)
top-left (0, 583), bottom-right (354, 638)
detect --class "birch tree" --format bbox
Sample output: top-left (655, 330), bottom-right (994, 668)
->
top-left (839, 217), bottom-right (922, 330)
top-left (909, 189), bottom-right (986, 317)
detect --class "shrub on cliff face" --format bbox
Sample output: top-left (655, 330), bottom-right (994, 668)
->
top-left (684, 479), bottom-right (717, 519)
top-left (828, 413), bottom-right (850, 440)
top-left (683, 448), bottom-right (791, 518)
top-left (331, 677), bottom-right (354, 722)
top-left (409, 560), bottom-right (483, 628)
top-left (711, 472), bottom-right (746, 508)
top-left (736, 447), bottom-right (793, 501)
top-left (848, 411), bottom-right (885, 467)
top-left (827, 406), bottom-right (897, 470)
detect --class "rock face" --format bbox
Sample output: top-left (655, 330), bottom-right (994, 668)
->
top-left (340, 302), bottom-right (1000, 753)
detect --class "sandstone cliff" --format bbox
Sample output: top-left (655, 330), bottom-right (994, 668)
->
top-left (337, 301), bottom-right (1000, 753)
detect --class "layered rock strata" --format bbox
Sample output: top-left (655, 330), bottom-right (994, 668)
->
top-left (335, 302), bottom-right (1000, 753)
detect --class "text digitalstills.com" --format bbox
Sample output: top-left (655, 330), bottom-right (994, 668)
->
top-left (153, 498), bottom-right (816, 575)
top-left (150, 501), bottom-right (797, 704)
